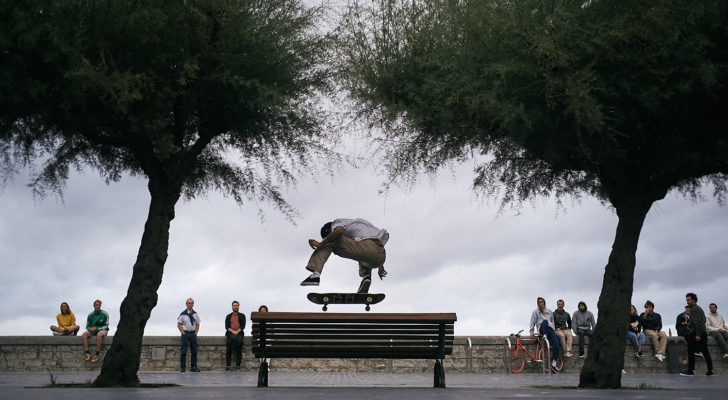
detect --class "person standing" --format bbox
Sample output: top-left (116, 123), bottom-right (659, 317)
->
top-left (680, 292), bottom-right (713, 376)
top-left (81, 299), bottom-right (109, 363)
top-left (572, 301), bottom-right (595, 358)
top-left (177, 298), bottom-right (201, 372)
top-left (529, 297), bottom-right (561, 372)
top-left (301, 218), bottom-right (389, 293)
top-left (225, 300), bottom-right (246, 371)
top-left (50, 302), bottom-right (80, 336)
top-left (706, 303), bottom-right (728, 359)
top-left (553, 299), bottom-right (573, 358)
top-left (640, 300), bottom-right (667, 362)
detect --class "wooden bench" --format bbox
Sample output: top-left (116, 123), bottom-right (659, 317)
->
top-left (251, 311), bottom-right (457, 388)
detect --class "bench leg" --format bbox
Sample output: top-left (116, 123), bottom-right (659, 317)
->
top-left (434, 359), bottom-right (446, 388)
top-left (257, 360), bottom-right (269, 387)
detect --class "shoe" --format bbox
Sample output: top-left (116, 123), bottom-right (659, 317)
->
top-left (357, 275), bottom-right (371, 293)
top-left (225, 366), bottom-right (230, 371)
top-left (84, 352), bottom-right (91, 361)
top-left (638, 351), bottom-right (643, 357)
top-left (91, 354), bottom-right (99, 363)
top-left (696, 352), bottom-right (704, 358)
top-left (634, 352), bottom-right (641, 358)
top-left (655, 354), bottom-right (665, 362)
top-left (680, 371), bottom-right (694, 376)
top-left (565, 352), bottom-right (572, 358)
top-left (235, 366), bottom-right (240, 371)
top-left (180, 367), bottom-right (185, 373)
top-left (579, 354), bottom-right (585, 359)
top-left (723, 353), bottom-right (728, 359)
top-left (622, 369), bottom-right (627, 374)
top-left (191, 367), bottom-right (200, 372)
top-left (300, 273), bottom-right (320, 286)
top-left (706, 370), bottom-right (714, 376)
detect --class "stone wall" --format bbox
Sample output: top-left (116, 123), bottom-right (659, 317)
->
top-left (0, 336), bottom-right (723, 374)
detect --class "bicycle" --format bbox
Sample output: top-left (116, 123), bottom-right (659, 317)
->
top-left (504, 329), bottom-right (564, 373)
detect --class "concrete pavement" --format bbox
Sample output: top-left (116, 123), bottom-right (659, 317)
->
top-left (0, 371), bottom-right (725, 399)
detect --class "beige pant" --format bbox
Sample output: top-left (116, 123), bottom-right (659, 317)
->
top-left (555, 329), bottom-right (573, 352)
top-left (643, 329), bottom-right (667, 355)
top-left (306, 236), bottom-right (386, 277)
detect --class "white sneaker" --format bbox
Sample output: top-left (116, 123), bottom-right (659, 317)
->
top-left (696, 352), bottom-right (704, 358)
top-left (656, 354), bottom-right (665, 362)
top-left (565, 352), bottom-right (572, 358)
top-left (722, 353), bottom-right (728, 359)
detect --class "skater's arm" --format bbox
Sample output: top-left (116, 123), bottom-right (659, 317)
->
top-left (310, 226), bottom-right (345, 249)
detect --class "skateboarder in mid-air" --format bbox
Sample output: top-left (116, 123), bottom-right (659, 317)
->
top-left (300, 218), bottom-right (389, 293)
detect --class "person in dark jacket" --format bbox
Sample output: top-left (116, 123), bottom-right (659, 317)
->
top-left (680, 293), bottom-right (713, 376)
top-left (627, 305), bottom-right (645, 357)
top-left (640, 300), bottom-right (667, 362)
top-left (675, 305), bottom-right (690, 337)
top-left (553, 299), bottom-right (573, 358)
top-left (224, 300), bottom-right (246, 371)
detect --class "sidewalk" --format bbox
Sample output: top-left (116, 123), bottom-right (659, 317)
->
top-left (1, 371), bottom-right (724, 399)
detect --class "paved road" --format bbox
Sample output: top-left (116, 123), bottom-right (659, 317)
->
top-left (0, 371), bottom-right (724, 399)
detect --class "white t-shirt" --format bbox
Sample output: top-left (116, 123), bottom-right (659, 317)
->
top-left (332, 218), bottom-right (389, 245)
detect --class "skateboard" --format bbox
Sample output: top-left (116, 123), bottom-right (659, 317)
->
top-left (307, 292), bottom-right (385, 311)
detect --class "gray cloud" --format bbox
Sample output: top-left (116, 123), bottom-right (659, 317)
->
top-left (1, 160), bottom-right (726, 338)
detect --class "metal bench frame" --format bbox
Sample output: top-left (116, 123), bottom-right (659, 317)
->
top-left (251, 312), bottom-right (457, 388)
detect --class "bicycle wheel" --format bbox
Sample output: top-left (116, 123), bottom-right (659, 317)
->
top-left (507, 346), bottom-right (525, 373)
top-left (537, 347), bottom-right (564, 371)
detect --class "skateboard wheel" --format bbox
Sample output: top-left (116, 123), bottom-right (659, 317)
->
top-left (365, 305), bottom-right (371, 311)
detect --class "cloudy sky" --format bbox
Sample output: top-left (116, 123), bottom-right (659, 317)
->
top-left (1, 143), bottom-right (726, 338)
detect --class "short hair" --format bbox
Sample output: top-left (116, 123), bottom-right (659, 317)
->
top-left (258, 305), bottom-right (269, 312)
top-left (320, 222), bottom-right (333, 238)
top-left (709, 303), bottom-right (717, 308)
top-left (232, 300), bottom-right (239, 306)
top-left (557, 299), bottom-right (564, 304)
top-left (93, 299), bottom-right (102, 306)
top-left (644, 300), bottom-right (654, 308)
top-left (686, 292), bottom-right (697, 302)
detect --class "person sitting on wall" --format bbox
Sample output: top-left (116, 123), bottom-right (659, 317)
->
top-left (572, 301), bottom-right (595, 358)
top-left (81, 299), bottom-right (109, 363)
top-left (50, 302), bottom-right (80, 336)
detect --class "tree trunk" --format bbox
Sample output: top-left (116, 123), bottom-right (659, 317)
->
top-left (578, 196), bottom-right (654, 388)
top-left (94, 181), bottom-right (181, 386)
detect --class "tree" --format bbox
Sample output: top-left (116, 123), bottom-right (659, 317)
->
top-left (1, 0), bottom-right (335, 386)
top-left (338, 0), bottom-right (728, 388)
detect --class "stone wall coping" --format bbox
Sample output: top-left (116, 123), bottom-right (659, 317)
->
top-left (0, 335), bottom-right (691, 346)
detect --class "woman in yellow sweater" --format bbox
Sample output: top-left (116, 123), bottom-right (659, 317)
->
top-left (50, 302), bottom-right (80, 336)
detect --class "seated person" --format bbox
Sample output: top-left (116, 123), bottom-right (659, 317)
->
top-left (572, 301), bottom-right (595, 358)
top-left (50, 302), bottom-right (80, 336)
top-left (81, 299), bottom-right (109, 363)
top-left (640, 300), bottom-right (667, 362)
top-left (626, 305), bottom-right (645, 357)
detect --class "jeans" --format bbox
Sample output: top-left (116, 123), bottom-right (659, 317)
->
top-left (708, 331), bottom-right (728, 354)
top-left (576, 328), bottom-right (592, 356)
top-left (686, 334), bottom-right (713, 373)
top-left (539, 320), bottom-right (560, 363)
top-left (626, 331), bottom-right (645, 350)
top-left (226, 333), bottom-right (244, 367)
top-left (180, 332), bottom-right (198, 369)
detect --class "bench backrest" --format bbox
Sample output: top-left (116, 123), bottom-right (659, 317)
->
top-left (251, 312), bottom-right (457, 359)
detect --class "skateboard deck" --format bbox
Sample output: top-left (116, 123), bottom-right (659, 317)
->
top-left (307, 292), bottom-right (385, 311)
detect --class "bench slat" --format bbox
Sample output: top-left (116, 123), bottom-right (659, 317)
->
top-left (251, 312), bottom-right (457, 323)
top-left (252, 323), bottom-right (453, 331)
top-left (253, 347), bottom-right (452, 359)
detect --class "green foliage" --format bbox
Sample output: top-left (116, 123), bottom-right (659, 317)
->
top-left (339, 0), bottom-right (728, 207)
top-left (1, 0), bottom-right (336, 215)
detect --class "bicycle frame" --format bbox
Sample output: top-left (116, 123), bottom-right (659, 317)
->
top-left (504, 330), bottom-right (561, 374)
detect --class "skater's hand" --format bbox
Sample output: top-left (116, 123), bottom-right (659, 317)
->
top-left (378, 266), bottom-right (388, 280)
top-left (308, 239), bottom-right (320, 249)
